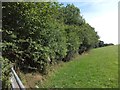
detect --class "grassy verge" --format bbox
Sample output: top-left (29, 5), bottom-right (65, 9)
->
top-left (39, 45), bottom-right (118, 88)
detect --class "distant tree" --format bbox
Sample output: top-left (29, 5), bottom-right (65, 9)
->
top-left (98, 41), bottom-right (104, 47)
top-left (104, 43), bottom-right (114, 47)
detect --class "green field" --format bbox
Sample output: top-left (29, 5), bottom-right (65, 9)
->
top-left (39, 45), bottom-right (118, 88)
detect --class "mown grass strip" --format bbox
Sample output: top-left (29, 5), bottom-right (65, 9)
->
top-left (40, 45), bottom-right (118, 88)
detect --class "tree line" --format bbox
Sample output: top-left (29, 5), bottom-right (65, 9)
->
top-left (1, 2), bottom-right (100, 88)
top-left (94, 40), bottom-right (114, 48)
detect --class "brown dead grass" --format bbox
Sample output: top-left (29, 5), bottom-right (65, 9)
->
top-left (18, 71), bottom-right (43, 88)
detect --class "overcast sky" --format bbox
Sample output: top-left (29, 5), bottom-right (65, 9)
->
top-left (58, 0), bottom-right (118, 44)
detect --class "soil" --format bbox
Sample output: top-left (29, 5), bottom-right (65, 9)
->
top-left (19, 72), bottom-right (43, 88)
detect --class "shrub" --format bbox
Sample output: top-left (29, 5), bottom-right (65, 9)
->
top-left (0, 56), bottom-right (11, 89)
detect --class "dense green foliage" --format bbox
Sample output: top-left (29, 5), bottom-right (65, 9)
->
top-left (40, 45), bottom-right (118, 88)
top-left (2, 2), bottom-right (99, 87)
top-left (0, 56), bottom-right (11, 88)
top-left (2, 2), bottom-right (68, 73)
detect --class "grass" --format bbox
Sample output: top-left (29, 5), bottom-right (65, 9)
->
top-left (38, 45), bottom-right (118, 88)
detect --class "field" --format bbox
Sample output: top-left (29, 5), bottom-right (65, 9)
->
top-left (38, 45), bottom-right (118, 88)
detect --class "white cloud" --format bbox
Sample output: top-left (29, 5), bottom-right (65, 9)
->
top-left (81, 0), bottom-right (118, 44)
top-left (88, 11), bottom-right (118, 44)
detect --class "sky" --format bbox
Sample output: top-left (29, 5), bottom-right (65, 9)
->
top-left (58, 0), bottom-right (119, 44)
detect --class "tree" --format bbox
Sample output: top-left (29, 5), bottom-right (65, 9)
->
top-left (2, 2), bottom-right (68, 73)
top-left (98, 40), bottom-right (104, 47)
top-left (2, 2), bottom-right (99, 74)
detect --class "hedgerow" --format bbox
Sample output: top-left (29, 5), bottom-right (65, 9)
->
top-left (2, 2), bottom-right (99, 87)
